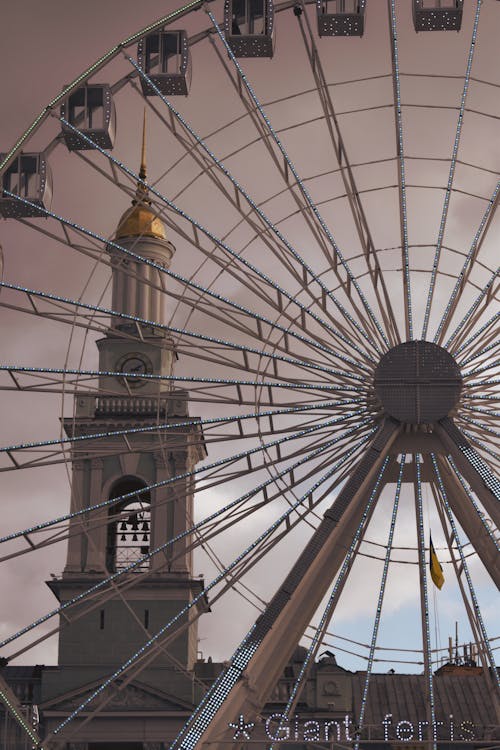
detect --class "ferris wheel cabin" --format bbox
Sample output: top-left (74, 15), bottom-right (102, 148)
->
top-left (60, 84), bottom-right (116, 151)
top-left (316, 0), bottom-right (366, 37)
top-left (137, 29), bottom-right (191, 96)
top-left (412, 0), bottom-right (464, 31)
top-left (224, 0), bottom-right (274, 57)
top-left (0, 152), bottom-right (52, 218)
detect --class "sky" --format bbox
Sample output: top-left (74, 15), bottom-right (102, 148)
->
top-left (0, 0), bottom-right (498, 703)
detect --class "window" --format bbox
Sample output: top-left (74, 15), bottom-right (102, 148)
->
top-left (106, 477), bottom-right (151, 573)
top-left (68, 86), bottom-right (104, 130)
top-left (232, 0), bottom-right (266, 35)
top-left (146, 32), bottom-right (182, 75)
top-left (2, 156), bottom-right (39, 198)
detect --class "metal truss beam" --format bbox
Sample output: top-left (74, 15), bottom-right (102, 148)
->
top-left (436, 455), bottom-right (500, 589)
top-left (436, 417), bottom-right (500, 533)
top-left (170, 418), bottom-right (400, 750)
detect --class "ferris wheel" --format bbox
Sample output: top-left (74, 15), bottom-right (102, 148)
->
top-left (0, 0), bottom-right (499, 748)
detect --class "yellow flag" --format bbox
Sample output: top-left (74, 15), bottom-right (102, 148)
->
top-left (429, 535), bottom-right (444, 590)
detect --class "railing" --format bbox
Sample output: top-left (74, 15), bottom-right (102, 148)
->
top-left (96, 396), bottom-right (168, 415)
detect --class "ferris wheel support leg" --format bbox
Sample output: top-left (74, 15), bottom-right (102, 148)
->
top-left (435, 418), bottom-right (500, 533)
top-left (170, 419), bottom-right (400, 750)
top-left (0, 673), bottom-right (42, 749)
top-left (436, 455), bottom-right (500, 590)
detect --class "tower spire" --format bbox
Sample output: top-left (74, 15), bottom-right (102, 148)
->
top-left (114, 108), bottom-right (169, 242)
top-left (139, 107), bottom-right (147, 182)
top-left (135, 108), bottom-right (149, 204)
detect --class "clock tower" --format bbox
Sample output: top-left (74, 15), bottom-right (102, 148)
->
top-left (41, 119), bottom-right (208, 723)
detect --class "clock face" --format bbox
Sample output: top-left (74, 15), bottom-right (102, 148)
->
top-left (116, 353), bottom-right (153, 388)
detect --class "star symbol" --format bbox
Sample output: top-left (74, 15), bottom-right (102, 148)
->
top-left (228, 714), bottom-right (255, 740)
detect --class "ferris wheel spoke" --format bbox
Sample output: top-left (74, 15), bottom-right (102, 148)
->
top-left (0, 412), bottom-right (373, 557)
top-left (387, 0), bottom-right (413, 341)
top-left (465, 378), bottom-right (500, 391)
top-left (461, 404), bottom-right (500, 423)
top-left (433, 178), bottom-right (500, 346)
top-left (421, 0), bottom-right (483, 341)
top-left (0, 397), bottom-right (367, 473)
top-left (120, 60), bottom-right (386, 364)
top-left (58, 117), bottom-right (377, 372)
top-left (445, 271), bottom-right (499, 352)
top-left (198, 446), bottom-right (376, 615)
top-left (414, 456), bottom-right (437, 750)
top-left (201, 432), bottom-right (373, 546)
top-left (0, 412), bottom-right (367, 474)
top-left (60, 109), bottom-right (379, 367)
top-left (454, 310), bottom-right (500, 359)
top-left (4, 230), bottom-right (328, 382)
top-left (0, 322), bottom-right (366, 398)
top-left (458, 406), bottom-right (500, 429)
top-left (199, 35), bottom-right (340, 277)
top-left (462, 357), bottom-right (500, 379)
top-left (462, 393), bottom-right (499, 404)
top-left (1, 426), bottom-right (374, 666)
top-left (49, 436), bottom-right (366, 743)
top-left (293, 4), bottom-right (401, 348)
top-left (0, 281), bottom-right (371, 387)
top-left (431, 456), bottom-right (500, 693)
top-left (458, 338), bottom-right (500, 370)
top-left (0, 365), bottom-right (366, 393)
top-left (456, 413), bottom-right (500, 441)
top-left (3, 212), bottom-right (370, 381)
top-left (0, 236), bottom-right (292, 360)
top-left (15, 440), bottom-right (365, 656)
top-left (17, 166), bottom-right (329, 357)
top-left (355, 456), bottom-right (406, 749)
top-left (206, 9), bottom-right (390, 355)
top-left (0, 677), bottom-right (42, 750)
top-left (10, 171), bottom-right (376, 366)
top-left (1, 428), bottom-right (366, 634)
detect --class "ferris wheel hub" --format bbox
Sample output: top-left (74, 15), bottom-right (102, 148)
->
top-left (374, 340), bottom-right (462, 424)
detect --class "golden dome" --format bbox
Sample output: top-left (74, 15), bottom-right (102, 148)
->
top-left (114, 108), bottom-right (167, 242)
top-left (115, 202), bottom-right (167, 241)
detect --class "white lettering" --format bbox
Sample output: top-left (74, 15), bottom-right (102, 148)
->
top-left (396, 720), bottom-right (414, 742)
top-left (433, 720), bottom-right (444, 740)
top-left (459, 720), bottom-right (475, 741)
top-left (324, 720), bottom-right (342, 742)
top-left (382, 714), bottom-right (393, 742)
top-left (344, 714), bottom-right (354, 742)
top-left (303, 721), bottom-right (320, 742)
top-left (240, 711), bottom-right (477, 744)
top-left (265, 713), bottom-right (289, 742)
top-left (294, 714), bottom-right (300, 741)
top-left (418, 719), bottom-right (428, 741)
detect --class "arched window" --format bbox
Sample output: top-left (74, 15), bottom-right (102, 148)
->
top-left (106, 477), bottom-right (151, 572)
